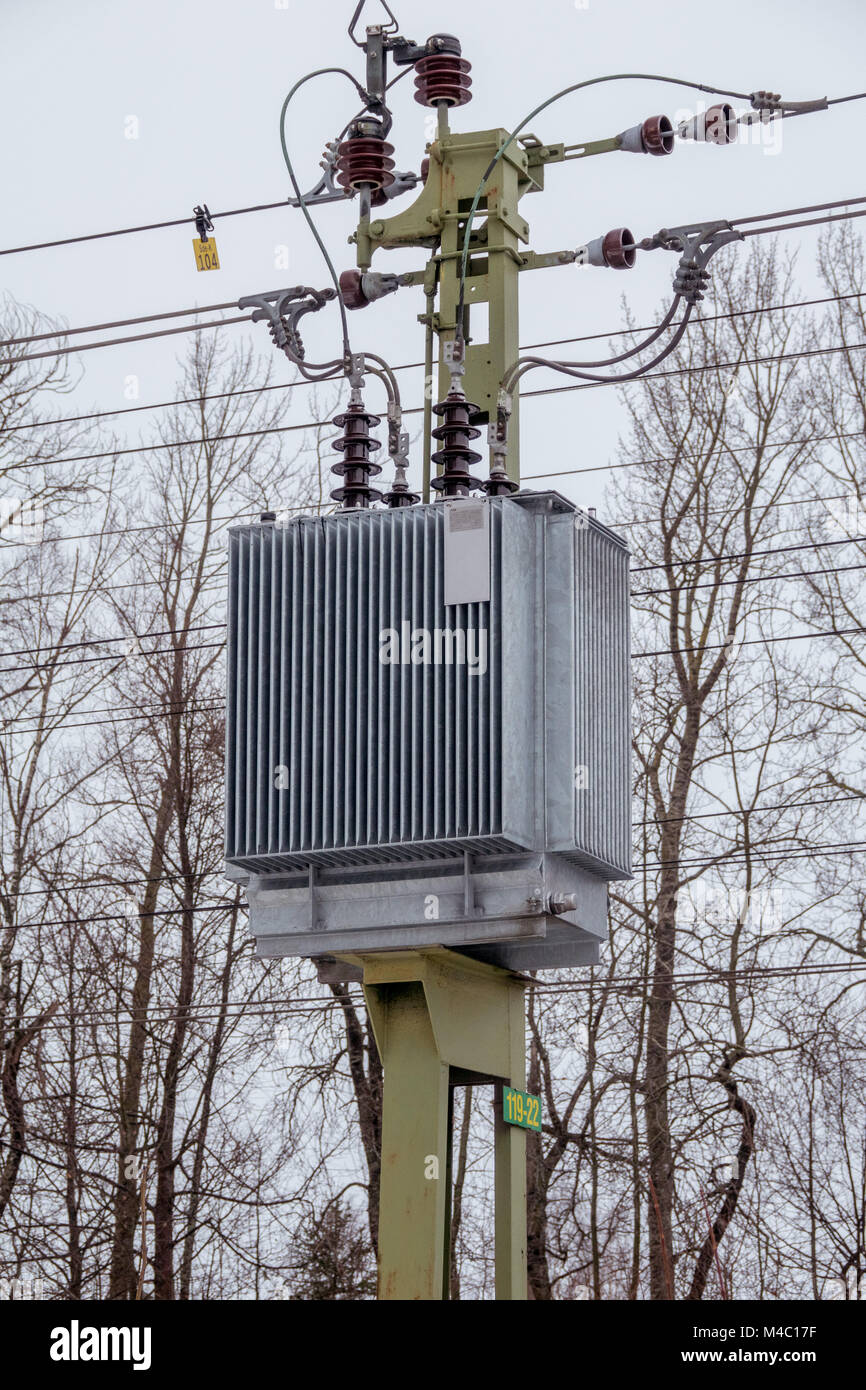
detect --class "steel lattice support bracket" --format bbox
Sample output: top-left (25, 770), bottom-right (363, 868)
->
top-left (346, 948), bottom-right (528, 1300)
top-left (352, 126), bottom-right (539, 485)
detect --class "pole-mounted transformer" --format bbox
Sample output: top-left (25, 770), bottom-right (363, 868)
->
top-left (224, 492), bottom-right (631, 972)
top-left (225, 0), bottom-right (835, 1299)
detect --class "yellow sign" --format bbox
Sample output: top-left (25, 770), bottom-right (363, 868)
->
top-left (193, 237), bottom-right (221, 272)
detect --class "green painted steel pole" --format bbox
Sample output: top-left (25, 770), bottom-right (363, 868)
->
top-left (357, 950), bottom-right (527, 1301)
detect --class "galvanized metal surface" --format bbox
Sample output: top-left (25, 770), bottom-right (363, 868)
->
top-left (245, 853), bottom-right (607, 969)
top-left (226, 502), bottom-right (506, 863)
top-left (225, 491), bottom-right (631, 966)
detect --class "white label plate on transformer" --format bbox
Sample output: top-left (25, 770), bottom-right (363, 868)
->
top-left (443, 499), bottom-right (490, 605)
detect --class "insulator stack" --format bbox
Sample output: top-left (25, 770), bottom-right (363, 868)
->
top-left (414, 35), bottom-right (472, 108)
top-left (484, 466), bottom-right (518, 498)
top-left (430, 388), bottom-right (483, 497)
top-left (330, 399), bottom-right (383, 509)
top-left (336, 120), bottom-right (395, 196)
top-left (384, 465), bottom-right (420, 508)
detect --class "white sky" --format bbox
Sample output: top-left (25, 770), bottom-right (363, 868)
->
top-left (2, 0), bottom-right (864, 517)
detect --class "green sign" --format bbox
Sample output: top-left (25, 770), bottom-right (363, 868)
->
top-left (502, 1085), bottom-right (541, 1132)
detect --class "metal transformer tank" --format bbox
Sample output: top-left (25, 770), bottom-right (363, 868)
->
top-left (224, 490), bottom-right (631, 970)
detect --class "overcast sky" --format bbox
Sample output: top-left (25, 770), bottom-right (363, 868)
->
top-left (2, 0), bottom-right (864, 516)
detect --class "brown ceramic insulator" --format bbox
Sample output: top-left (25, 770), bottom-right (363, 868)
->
top-left (331, 403), bottom-right (383, 509)
top-left (413, 54), bottom-right (472, 108)
top-left (483, 468), bottom-right (518, 498)
top-left (336, 137), bottom-right (396, 193)
top-left (703, 103), bottom-right (738, 144)
top-left (339, 269), bottom-right (369, 311)
top-left (641, 114), bottom-right (674, 155)
top-left (602, 227), bottom-right (636, 269)
top-left (430, 392), bottom-right (483, 496)
top-left (383, 475), bottom-right (420, 508)
top-left (420, 156), bottom-right (430, 182)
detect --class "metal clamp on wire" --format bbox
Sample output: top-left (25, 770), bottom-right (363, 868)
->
top-left (639, 220), bottom-right (745, 303)
top-left (193, 204), bottom-right (213, 241)
top-left (237, 286), bottom-right (337, 361)
top-left (743, 89), bottom-right (829, 121)
top-left (485, 389), bottom-right (517, 497)
top-left (288, 141), bottom-right (347, 207)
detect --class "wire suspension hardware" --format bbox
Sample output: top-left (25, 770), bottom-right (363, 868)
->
top-left (193, 204), bottom-right (214, 241)
top-left (226, 21), bottom-right (864, 502)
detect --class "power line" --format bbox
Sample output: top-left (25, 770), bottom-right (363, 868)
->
top-left (523, 427), bottom-right (865, 483)
top-left (4, 543), bottom-right (865, 671)
top-left (0, 502), bottom-right (316, 552)
top-left (3, 289), bottom-right (862, 441)
top-left (0, 300), bottom-right (240, 348)
top-left (0, 620), bottom-right (227, 662)
top-left (631, 559), bottom-right (866, 600)
top-left (641, 790), bottom-right (864, 827)
top-left (2, 618), bottom-right (862, 678)
top-left (0, 198), bottom-right (295, 258)
top-left (4, 550), bottom-right (865, 666)
top-left (1, 419), bottom-right (337, 479)
top-left (14, 959), bottom-right (866, 1032)
top-left (0, 638), bottom-right (226, 675)
top-left (729, 193), bottom-right (866, 228)
top-left (634, 622), bottom-right (865, 659)
top-left (534, 960), bottom-right (866, 995)
top-left (632, 531), bottom-right (866, 575)
top-left (3, 202), bottom-right (865, 374)
top-left (5, 335), bottom-right (865, 480)
top-left (2, 471), bottom-right (861, 564)
top-left (0, 314), bottom-right (250, 369)
top-left (6, 793), bottom-right (863, 903)
top-left (642, 837), bottom-right (866, 870)
top-left (3, 698), bottom-right (226, 736)
top-left (744, 208), bottom-right (866, 241)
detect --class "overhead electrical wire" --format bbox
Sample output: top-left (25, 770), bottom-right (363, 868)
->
top-left (0, 300), bottom-right (240, 348)
top-left (0, 200), bottom-right (298, 259)
top-left (4, 533), bottom-right (866, 672)
top-left (524, 426), bottom-right (866, 483)
top-left (630, 560), bottom-right (866, 600)
top-left (1, 200), bottom-right (864, 375)
top-left (2, 617), bottom-right (862, 678)
top-left (2, 286), bottom-right (862, 440)
top-left (6, 791), bottom-right (863, 903)
top-left (1, 481), bottom-right (862, 565)
top-left (11, 959), bottom-right (866, 1034)
top-left (5, 548), bottom-right (866, 665)
top-left (5, 330), bottom-right (865, 478)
